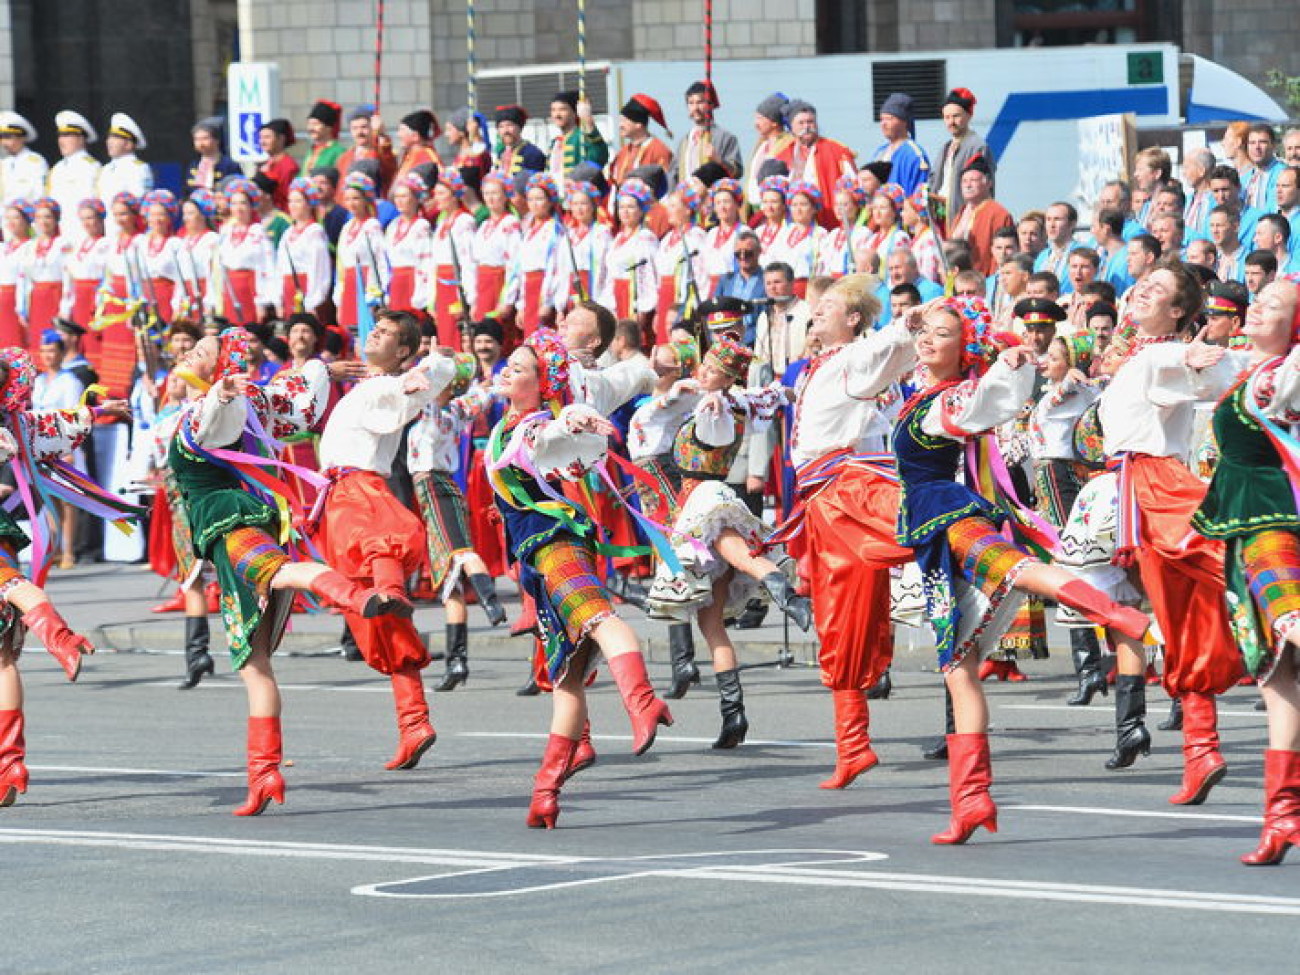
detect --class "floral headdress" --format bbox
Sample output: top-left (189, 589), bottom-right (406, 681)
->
top-left (669, 335), bottom-right (701, 374)
top-left (704, 334), bottom-right (753, 385)
top-left (342, 171), bottom-right (376, 200)
top-left (940, 295), bottom-right (998, 376)
top-left (709, 178), bottom-right (742, 202)
top-left (675, 179), bottom-right (702, 215)
top-left (834, 175), bottom-right (866, 206)
top-left (213, 327), bottom-right (253, 384)
top-left (186, 188), bottom-right (217, 221)
top-left (111, 192), bottom-right (140, 213)
top-left (526, 171), bottom-right (558, 203)
top-left (758, 175), bottom-right (789, 200)
top-left (79, 198), bottom-right (107, 220)
top-left (439, 169), bottom-right (467, 200)
top-left (0, 348), bottom-right (35, 413)
top-left (395, 172), bottom-right (428, 202)
top-left (33, 197), bottom-right (61, 220)
top-left (286, 176), bottom-right (321, 207)
top-left (566, 180), bottom-right (601, 205)
top-left (787, 179), bottom-right (823, 211)
top-left (448, 351), bottom-right (477, 397)
top-left (875, 182), bottom-right (905, 213)
top-left (617, 180), bottom-right (653, 211)
top-left (7, 199), bottom-right (34, 222)
top-left (224, 177), bottom-right (262, 206)
top-left (524, 328), bottom-right (571, 412)
top-left (143, 188), bottom-right (180, 223)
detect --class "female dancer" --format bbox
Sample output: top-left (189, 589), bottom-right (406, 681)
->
top-left (776, 181), bottom-right (827, 298)
top-left (644, 336), bottom-right (810, 748)
top-left (755, 175), bottom-right (789, 266)
top-left (136, 189), bottom-right (182, 325)
top-left (172, 329), bottom-right (409, 815)
top-left (652, 182), bottom-right (707, 343)
top-left (99, 193), bottom-right (144, 396)
top-left (275, 178), bottom-right (332, 320)
top-left (64, 200), bottom-right (112, 338)
top-left (0, 349), bottom-right (127, 807)
top-left (19, 199), bottom-right (71, 349)
top-left (174, 190), bottom-right (219, 322)
top-left (0, 202), bottom-right (33, 348)
top-left (1192, 279), bottom-right (1300, 863)
top-left (702, 178), bottom-right (744, 295)
top-left (508, 172), bottom-right (565, 337)
top-left (859, 184), bottom-right (911, 272)
top-left (600, 181), bottom-right (658, 333)
top-left (384, 173), bottom-right (433, 314)
top-left (816, 177), bottom-right (867, 279)
top-left (428, 169), bottom-right (477, 346)
top-left (893, 296), bottom-right (1149, 844)
top-left (216, 179), bottom-right (275, 326)
top-left (471, 171), bottom-right (521, 321)
top-left (488, 329), bottom-right (672, 828)
top-left (332, 172), bottom-right (388, 338)
top-left (902, 187), bottom-right (945, 285)
top-left (407, 353), bottom-right (505, 691)
top-left (554, 179), bottom-right (609, 315)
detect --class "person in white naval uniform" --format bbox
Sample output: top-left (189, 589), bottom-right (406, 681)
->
top-left (46, 111), bottom-right (102, 241)
top-left (97, 113), bottom-right (152, 207)
top-left (0, 112), bottom-right (49, 206)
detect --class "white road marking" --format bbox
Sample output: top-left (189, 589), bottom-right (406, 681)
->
top-left (5, 828), bottom-right (1295, 917)
top-left (458, 731), bottom-right (834, 749)
top-left (1007, 803), bottom-right (1261, 823)
top-left (1001, 704), bottom-right (1263, 718)
top-left (27, 764), bottom-right (244, 779)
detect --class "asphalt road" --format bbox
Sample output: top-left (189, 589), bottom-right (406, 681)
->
top-left (4, 564), bottom-right (1296, 974)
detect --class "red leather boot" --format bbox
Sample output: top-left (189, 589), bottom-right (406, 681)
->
top-left (1169, 691), bottom-right (1227, 805)
top-left (978, 658), bottom-right (998, 682)
top-left (385, 665), bottom-right (437, 770)
top-left (607, 653), bottom-right (673, 755)
top-left (563, 720), bottom-right (597, 782)
top-left (820, 689), bottom-right (879, 789)
top-left (150, 587), bottom-right (186, 613)
top-left (310, 569), bottom-right (411, 620)
top-left (510, 591), bottom-right (538, 637)
top-left (22, 603), bottom-right (93, 682)
top-left (233, 716), bottom-right (285, 817)
top-left (0, 710), bottom-right (28, 807)
top-left (369, 557), bottom-right (415, 618)
top-left (527, 733), bottom-right (579, 829)
top-left (205, 581), bottom-right (221, 614)
top-left (1242, 749), bottom-right (1300, 866)
top-left (932, 733), bottom-right (999, 845)
top-left (1057, 580), bottom-right (1150, 642)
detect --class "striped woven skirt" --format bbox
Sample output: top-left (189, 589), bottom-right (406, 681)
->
top-left (1231, 529), bottom-right (1300, 681)
top-left (531, 536), bottom-right (615, 682)
top-left (414, 472), bottom-right (473, 595)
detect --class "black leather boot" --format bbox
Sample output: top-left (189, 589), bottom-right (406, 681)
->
top-left (665, 623), bottom-right (700, 699)
top-left (712, 668), bottom-right (749, 749)
top-left (516, 663), bottom-right (541, 697)
top-left (467, 573), bottom-right (507, 627)
top-left (435, 622), bottom-right (468, 691)
top-left (1066, 628), bottom-right (1108, 706)
top-left (760, 572), bottom-right (812, 632)
top-left (923, 686), bottom-right (955, 759)
top-left (733, 597), bottom-right (768, 630)
top-left (1158, 696), bottom-right (1183, 731)
top-left (340, 623), bottom-right (363, 661)
top-left (1106, 674), bottom-right (1152, 769)
top-left (178, 616), bottom-right (214, 690)
top-left (866, 669), bottom-right (892, 701)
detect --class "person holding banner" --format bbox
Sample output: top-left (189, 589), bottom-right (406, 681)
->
top-left (332, 172), bottom-right (388, 337)
top-left (214, 179), bottom-right (275, 326)
top-left (275, 178), bottom-right (332, 320)
top-left (427, 169), bottom-right (477, 346)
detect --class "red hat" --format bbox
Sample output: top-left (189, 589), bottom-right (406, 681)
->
top-left (622, 94), bottom-right (671, 137)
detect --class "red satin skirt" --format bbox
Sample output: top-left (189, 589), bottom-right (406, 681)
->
top-left (27, 281), bottom-right (63, 351)
top-left (70, 278), bottom-right (99, 327)
top-left (465, 449), bottom-right (507, 577)
top-left (226, 269), bottom-right (258, 325)
top-left (473, 265), bottom-right (506, 320)
top-left (433, 264), bottom-right (461, 347)
top-left (388, 265), bottom-right (417, 312)
top-left (337, 269), bottom-right (360, 330)
top-left (802, 463), bottom-right (911, 690)
top-left (151, 278), bottom-right (175, 324)
top-left (520, 270), bottom-right (545, 336)
top-left (281, 275), bottom-right (302, 316)
top-left (1128, 455), bottom-right (1242, 694)
top-left (0, 284), bottom-right (22, 349)
top-left (313, 470), bottom-right (429, 675)
top-left (654, 277), bottom-right (676, 344)
top-left (613, 278), bottom-right (632, 320)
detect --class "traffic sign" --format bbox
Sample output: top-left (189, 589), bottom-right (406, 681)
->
top-left (227, 62), bottom-right (281, 162)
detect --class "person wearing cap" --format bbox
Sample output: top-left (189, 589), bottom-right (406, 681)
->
top-left (249, 171), bottom-right (290, 248)
top-left (275, 178), bottom-right (333, 320)
top-left (214, 179), bottom-right (276, 326)
top-left (929, 88), bottom-right (991, 221)
top-left (1013, 295), bottom-right (1066, 358)
top-left (186, 117), bottom-right (240, 195)
top-left (333, 172), bottom-right (389, 335)
top-left (675, 81), bottom-right (741, 187)
top-left (547, 90), bottom-right (608, 180)
top-left (1203, 279), bottom-right (1249, 346)
top-left (392, 109), bottom-right (440, 190)
top-left (0, 112), bottom-right (49, 207)
top-left (46, 111), bottom-right (101, 241)
top-left (777, 100), bottom-right (855, 231)
top-left (384, 173), bottom-right (433, 315)
top-left (745, 93), bottom-right (793, 212)
top-left (256, 119), bottom-right (300, 212)
top-left (98, 113), bottom-right (153, 206)
top-left (855, 160), bottom-right (893, 215)
top-left (554, 178), bottom-right (610, 313)
top-left (492, 105), bottom-right (544, 178)
top-left (869, 93), bottom-right (930, 199)
top-left (444, 108), bottom-right (492, 183)
top-left (948, 155), bottom-right (1014, 276)
top-left (608, 94), bottom-right (675, 196)
top-left (303, 100), bottom-right (346, 173)
top-left (334, 105), bottom-right (396, 204)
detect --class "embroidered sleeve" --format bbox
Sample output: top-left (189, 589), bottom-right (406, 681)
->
top-left (405, 404), bottom-right (436, 474)
top-left (921, 358), bottom-right (1037, 440)
top-left (843, 317), bottom-right (919, 400)
top-left (190, 385), bottom-right (250, 448)
top-left (0, 426), bottom-right (18, 464)
top-left (1254, 349), bottom-right (1300, 423)
top-left (522, 405), bottom-right (608, 480)
top-left (22, 406), bottom-right (93, 461)
top-left (264, 358), bottom-right (330, 440)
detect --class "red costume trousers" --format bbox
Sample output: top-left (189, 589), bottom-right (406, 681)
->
top-left (802, 463), bottom-right (912, 690)
top-left (314, 471), bottom-right (429, 675)
top-left (1128, 455), bottom-right (1242, 695)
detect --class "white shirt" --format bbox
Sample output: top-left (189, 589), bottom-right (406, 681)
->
top-left (1, 148), bottom-right (50, 206)
top-left (172, 230), bottom-right (219, 318)
top-left (628, 385), bottom-right (699, 462)
top-left (276, 222), bottom-right (332, 313)
top-left (701, 222), bottom-right (741, 288)
top-left (774, 221), bottom-right (826, 280)
top-left (1030, 377), bottom-right (1100, 460)
top-left (33, 368), bottom-right (84, 412)
top-left (406, 386), bottom-right (491, 474)
top-left (215, 221), bottom-right (277, 308)
top-left (47, 150), bottom-right (102, 240)
top-left (922, 359), bottom-right (1039, 441)
top-left (98, 154), bottom-right (153, 207)
top-left (789, 318), bottom-right (917, 466)
top-left (66, 233), bottom-right (112, 285)
top-left (553, 221), bottom-right (611, 311)
top-left (753, 299), bottom-right (813, 376)
top-left (816, 224), bottom-right (870, 278)
top-left (429, 211), bottom-right (477, 309)
top-left (333, 216), bottom-right (389, 306)
top-left (384, 215), bottom-right (433, 308)
top-left (317, 356), bottom-right (455, 476)
top-left (599, 225), bottom-right (659, 313)
top-left (506, 215), bottom-right (561, 313)
top-left (653, 225), bottom-right (707, 309)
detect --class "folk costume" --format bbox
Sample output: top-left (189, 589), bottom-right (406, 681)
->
top-left (428, 171), bottom-right (477, 346)
top-left (471, 175), bottom-right (521, 320)
top-left (332, 175), bottom-right (388, 334)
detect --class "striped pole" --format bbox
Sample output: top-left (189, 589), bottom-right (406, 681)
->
top-left (704, 0), bottom-right (713, 93)
top-left (577, 0), bottom-right (587, 100)
top-left (374, 0), bottom-right (385, 113)
top-left (467, 0), bottom-right (477, 110)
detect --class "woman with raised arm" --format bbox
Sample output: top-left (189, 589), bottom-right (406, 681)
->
top-left (487, 329), bottom-right (672, 829)
top-left (892, 296), bottom-right (1149, 844)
